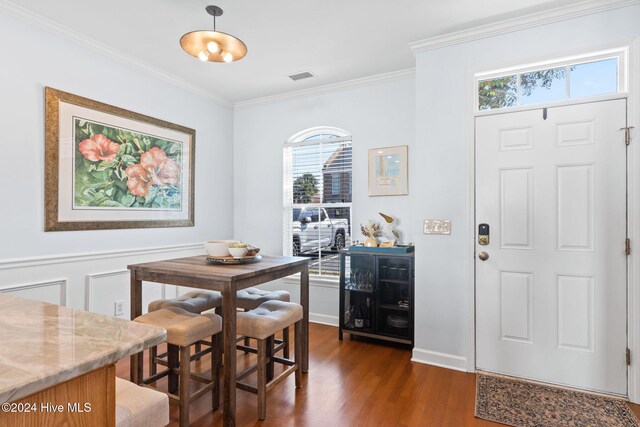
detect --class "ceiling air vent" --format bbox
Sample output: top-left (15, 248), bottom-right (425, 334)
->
top-left (288, 71), bottom-right (316, 81)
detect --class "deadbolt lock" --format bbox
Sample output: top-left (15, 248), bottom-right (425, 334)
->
top-left (478, 223), bottom-right (490, 246)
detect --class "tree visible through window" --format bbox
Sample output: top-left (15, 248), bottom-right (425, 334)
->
top-left (283, 128), bottom-right (352, 276)
top-left (293, 173), bottom-right (319, 204)
top-left (478, 55), bottom-right (621, 111)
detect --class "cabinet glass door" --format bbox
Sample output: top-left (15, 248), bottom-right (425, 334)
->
top-left (342, 255), bottom-right (375, 332)
top-left (376, 257), bottom-right (410, 338)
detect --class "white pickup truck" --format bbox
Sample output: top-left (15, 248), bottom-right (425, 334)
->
top-left (292, 207), bottom-right (349, 256)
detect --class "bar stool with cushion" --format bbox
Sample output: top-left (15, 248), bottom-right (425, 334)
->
top-left (236, 288), bottom-right (290, 310)
top-left (236, 300), bottom-right (303, 420)
top-left (133, 307), bottom-right (222, 427)
top-left (147, 290), bottom-right (223, 376)
top-left (115, 377), bottom-right (169, 427)
top-left (237, 288), bottom-right (291, 357)
top-left (148, 290), bottom-right (223, 314)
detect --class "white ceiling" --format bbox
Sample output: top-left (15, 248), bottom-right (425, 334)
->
top-left (8, 0), bottom-right (587, 104)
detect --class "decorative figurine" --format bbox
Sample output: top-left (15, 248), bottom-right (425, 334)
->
top-left (360, 220), bottom-right (382, 247)
top-left (379, 212), bottom-right (400, 246)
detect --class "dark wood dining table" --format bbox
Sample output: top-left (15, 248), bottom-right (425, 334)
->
top-left (128, 255), bottom-right (310, 427)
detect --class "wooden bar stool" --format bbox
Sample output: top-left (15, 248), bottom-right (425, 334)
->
top-left (133, 307), bottom-right (222, 427)
top-left (148, 290), bottom-right (223, 381)
top-left (237, 288), bottom-right (291, 358)
top-left (236, 300), bottom-right (303, 420)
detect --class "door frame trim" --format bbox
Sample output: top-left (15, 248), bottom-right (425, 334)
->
top-left (467, 38), bottom-right (640, 402)
top-left (625, 36), bottom-right (640, 404)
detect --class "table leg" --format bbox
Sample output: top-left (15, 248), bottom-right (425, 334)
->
top-left (129, 272), bottom-right (143, 383)
top-left (222, 286), bottom-right (237, 427)
top-left (301, 264), bottom-right (309, 373)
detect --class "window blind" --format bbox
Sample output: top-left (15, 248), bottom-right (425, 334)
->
top-left (283, 135), bottom-right (352, 276)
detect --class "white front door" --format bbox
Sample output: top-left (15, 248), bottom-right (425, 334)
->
top-left (475, 99), bottom-right (628, 395)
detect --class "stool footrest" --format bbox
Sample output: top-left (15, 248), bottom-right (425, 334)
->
top-left (154, 341), bottom-right (212, 366)
top-left (236, 365), bottom-right (298, 395)
top-left (236, 381), bottom-right (257, 394)
top-left (236, 344), bottom-right (258, 354)
top-left (237, 365), bottom-right (258, 381)
top-left (271, 355), bottom-right (295, 367)
top-left (142, 369), bottom-right (171, 385)
top-left (190, 372), bottom-right (211, 384)
top-left (159, 370), bottom-right (217, 404)
top-left (236, 336), bottom-right (284, 344)
top-left (236, 340), bottom-right (285, 354)
top-left (266, 365), bottom-right (297, 392)
top-left (190, 382), bottom-right (216, 401)
top-left (139, 383), bottom-right (179, 403)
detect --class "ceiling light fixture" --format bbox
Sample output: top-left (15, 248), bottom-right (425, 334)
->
top-left (180, 5), bottom-right (247, 63)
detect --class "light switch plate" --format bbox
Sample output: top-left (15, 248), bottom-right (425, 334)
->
top-left (423, 219), bottom-right (451, 235)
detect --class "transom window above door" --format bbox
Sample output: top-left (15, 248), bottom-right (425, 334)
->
top-left (476, 48), bottom-right (627, 111)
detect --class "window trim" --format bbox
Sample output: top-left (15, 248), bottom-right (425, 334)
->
top-left (475, 47), bottom-right (628, 113)
top-left (286, 126), bottom-right (350, 144)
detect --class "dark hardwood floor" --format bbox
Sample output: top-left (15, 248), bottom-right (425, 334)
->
top-left (116, 323), bottom-right (640, 426)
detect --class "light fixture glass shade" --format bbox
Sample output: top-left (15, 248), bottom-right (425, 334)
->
top-left (180, 30), bottom-right (247, 63)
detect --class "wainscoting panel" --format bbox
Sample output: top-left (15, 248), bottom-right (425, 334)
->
top-left (0, 279), bottom-right (67, 305)
top-left (0, 243), bottom-right (204, 311)
top-left (86, 270), bottom-right (169, 319)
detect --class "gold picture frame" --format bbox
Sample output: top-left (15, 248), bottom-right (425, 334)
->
top-left (368, 145), bottom-right (408, 196)
top-left (45, 87), bottom-right (195, 231)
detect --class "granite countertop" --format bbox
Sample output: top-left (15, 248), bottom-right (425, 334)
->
top-left (0, 294), bottom-right (166, 403)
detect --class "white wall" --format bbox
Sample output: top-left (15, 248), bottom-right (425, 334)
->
top-left (0, 12), bottom-right (235, 312)
top-left (234, 3), bottom-right (640, 373)
top-left (233, 77), bottom-right (416, 322)
top-left (413, 4), bottom-right (640, 369)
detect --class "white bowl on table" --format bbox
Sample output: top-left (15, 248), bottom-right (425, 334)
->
top-left (205, 240), bottom-right (236, 257)
top-left (228, 246), bottom-right (248, 258)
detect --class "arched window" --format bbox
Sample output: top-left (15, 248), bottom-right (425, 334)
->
top-left (283, 127), bottom-right (352, 276)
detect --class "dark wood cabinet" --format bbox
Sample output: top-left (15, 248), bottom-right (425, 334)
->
top-left (338, 248), bottom-right (414, 346)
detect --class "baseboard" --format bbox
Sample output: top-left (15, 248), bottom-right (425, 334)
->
top-left (411, 348), bottom-right (468, 372)
top-left (309, 313), bottom-right (339, 327)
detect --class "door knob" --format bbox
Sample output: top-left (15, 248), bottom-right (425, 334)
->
top-left (478, 251), bottom-right (489, 261)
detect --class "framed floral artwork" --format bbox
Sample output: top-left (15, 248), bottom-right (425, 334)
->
top-left (368, 145), bottom-right (408, 196)
top-left (44, 87), bottom-right (195, 231)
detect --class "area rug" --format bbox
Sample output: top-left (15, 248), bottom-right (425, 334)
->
top-left (475, 372), bottom-right (640, 426)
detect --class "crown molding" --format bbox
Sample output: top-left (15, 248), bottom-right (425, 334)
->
top-left (409, 0), bottom-right (640, 54)
top-left (0, 0), bottom-right (232, 107)
top-left (235, 68), bottom-right (416, 110)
